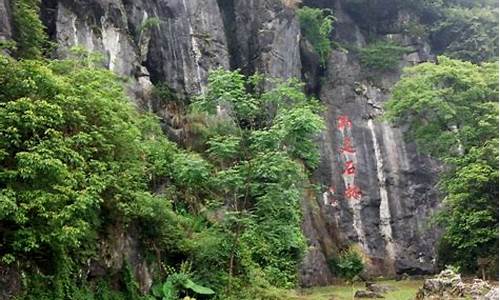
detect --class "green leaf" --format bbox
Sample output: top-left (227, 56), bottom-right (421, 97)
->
top-left (183, 279), bottom-right (215, 295)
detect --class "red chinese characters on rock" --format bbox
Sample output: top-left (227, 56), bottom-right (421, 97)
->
top-left (340, 137), bottom-right (356, 154)
top-left (325, 114), bottom-right (364, 204)
top-left (345, 184), bottom-right (362, 200)
top-left (343, 160), bottom-right (356, 175)
top-left (337, 115), bottom-right (352, 131)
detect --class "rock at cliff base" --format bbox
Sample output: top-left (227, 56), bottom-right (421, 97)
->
top-left (354, 290), bottom-right (384, 298)
top-left (469, 278), bottom-right (492, 298)
top-left (484, 287), bottom-right (499, 300)
top-left (416, 268), bottom-right (496, 300)
top-left (366, 282), bottom-right (397, 293)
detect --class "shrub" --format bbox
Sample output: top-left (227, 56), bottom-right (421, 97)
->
top-left (329, 248), bottom-right (364, 280)
top-left (11, 0), bottom-right (48, 58)
top-left (359, 41), bottom-right (409, 71)
top-left (386, 57), bottom-right (499, 276)
top-left (297, 6), bottom-right (335, 67)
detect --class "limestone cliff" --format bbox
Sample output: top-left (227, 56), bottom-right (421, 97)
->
top-left (299, 0), bottom-right (442, 286)
top-left (1, 0), bottom-right (443, 290)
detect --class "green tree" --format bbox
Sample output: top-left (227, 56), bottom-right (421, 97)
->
top-left (11, 0), bottom-right (49, 58)
top-left (188, 69), bottom-right (324, 293)
top-left (430, 5), bottom-right (499, 63)
top-left (297, 6), bottom-right (335, 67)
top-left (385, 57), bottom-right (499, 273)
top-left (0, 53), bottom-right (185, 299)
top-left (0, 52), bottom-right (324, 299)
top-left (358, 41), bottom-right (409, 71)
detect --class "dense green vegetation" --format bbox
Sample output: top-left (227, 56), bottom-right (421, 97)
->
top-left (186, 69), bottom-right (324, 293)
top-left (428, 4), bottom-right (498, 63)
top-left (328, 247), bottom-right (364, 281)
top-left (296, 6), bottom-right (334, 67)
top-left (344, 0), bottom-right (498, 63)
top-left (10, 0), bottom-right (49, 58)
top-left (0, 50), bottom-right (324, 298)
top-left (0, 51), bottom-right (173, 299)
top-left (358, 41), bottom-right (409, 71)
top-left (385, 57), bottom-right (499, 276)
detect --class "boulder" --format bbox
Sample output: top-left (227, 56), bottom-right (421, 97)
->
top-left (366, 282), bottom-right (397, 293)
top-left (468, 278), bottom-right (491, 299)
top-left (354, 290), bottom-right (384, 298)
top-left (416, 271), bottom-right (463, 299)
top-left (416, 268), bottom-right (496, 300)
top-left (484, 288), bottom-right (499, 300)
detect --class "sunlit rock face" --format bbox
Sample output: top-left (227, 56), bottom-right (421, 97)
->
top-left (42, 0), bottom-right (230, 103)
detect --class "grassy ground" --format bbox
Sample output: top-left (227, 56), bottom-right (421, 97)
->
top-left (288, 279), bottom-right (423, 300)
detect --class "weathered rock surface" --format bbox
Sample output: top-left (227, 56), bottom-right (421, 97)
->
top-left (0, 0), bottom-right (11, 42)
top-left (225, 0), bottom-right (301, 79)
top-left (89, 225), bottom-right (155, 294)
top-left (354, 290), bottom-right (384, 298)
top-left (0, 264), bottom-right (20, 300)
top-left (299, 0), bottom-right (441, 282)
top-left (366, 282), bottom-right (397, 294)
top-left (41, 0), bottom-right (231, 104)
top-left (485, 288), bottom-right (499, 300)
top-left (416, 268), bottom-right (496, 300)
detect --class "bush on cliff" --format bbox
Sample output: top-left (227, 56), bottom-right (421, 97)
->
top-left (297, 6), bottom-right (335, 67)
top-left (386, 57), bottom-right (499, 275)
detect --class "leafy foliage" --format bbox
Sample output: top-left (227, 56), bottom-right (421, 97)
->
top-left (0, 52), bottom-right (190, 299)
top-left (11, 0), bottom-right (49, 59)
top-left (328, 247), bottom-right (364, 280)
top-left (297, 6), bottom-right (335, 67)
top-left (152, 264), bottom-right (215, 300)
top-left (0, 51), bottom-right (324, 298)
top-left (427, 2), bottom-right (499, 63)
top-left (187, 69), bottom-right (324, 294)
top-left (385, 57), bottom-right (499, 274)
top-left (139, 17), bottom-right (161, 35)
top-left (358, 41), bottom-right (409, 71)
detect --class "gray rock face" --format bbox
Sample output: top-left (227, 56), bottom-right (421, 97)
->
top-left (89, 226), bottom-right (154, 294)
top-left (0, 0), bottom-right (11, 41)
top-left (299, 191), bottom-right (336, 287)
top-left (220, 0), bottom-right (301, 79)
top-left (42, 0), bottom-right (230, 103)
top-left (43, 0), bottom-right (300, 100)
top-left (300, 0), bottom-right (441, 282)
top-left (136, 0), bottom-right (230, 97)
